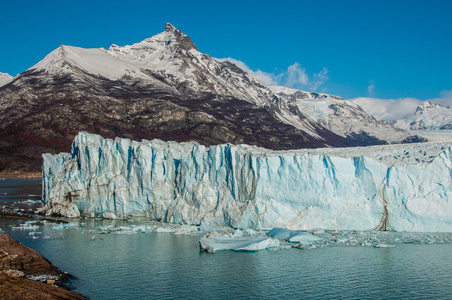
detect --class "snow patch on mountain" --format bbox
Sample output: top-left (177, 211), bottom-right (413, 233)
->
top-left (28, 45), bottom-right (156, 82)
top-left (0, 72), bottom-right (13, 87)
top-left (393, 101), bottom-right (452, 130)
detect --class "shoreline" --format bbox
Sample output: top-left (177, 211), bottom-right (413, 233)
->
top-left (0, 171), bottom-right (42, 179)
top-left (0, 232), bottom-right (85, 299)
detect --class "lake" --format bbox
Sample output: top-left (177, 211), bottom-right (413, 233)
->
top-left (1, 178), bottom-right (452, 299)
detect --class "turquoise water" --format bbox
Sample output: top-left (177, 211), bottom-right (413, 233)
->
top-left (2, 179), bottom-right (452, 299)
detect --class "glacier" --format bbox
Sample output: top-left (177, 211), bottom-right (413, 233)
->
top-left (41, 132), bottom-right (452, 232)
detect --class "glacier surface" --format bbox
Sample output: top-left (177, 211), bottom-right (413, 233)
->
top-left (41, 132), bottom-right (452, 232)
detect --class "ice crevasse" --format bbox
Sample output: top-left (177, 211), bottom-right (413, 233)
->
top-left (41, 132), bottom-right (452, 232)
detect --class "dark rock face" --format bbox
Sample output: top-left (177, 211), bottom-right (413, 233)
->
top-left (0, 72), bottom-right (346, 171)
top-left (164, 23), bottom-right (198, 51)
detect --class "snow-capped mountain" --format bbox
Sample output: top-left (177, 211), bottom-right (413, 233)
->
top-left (0, 72), bottom-right (13, 87)
top-left (0, 23), bottom-right (422, 171)
top-left (393, 101), bottom-right (452, 130)
top-left (270, 86), bottom-right (422, 144)
top-left (26, 23), bottom-right (277, 105)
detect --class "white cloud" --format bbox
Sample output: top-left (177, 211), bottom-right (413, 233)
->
top-left (215, 57), bottom-right (328, 91)
top-left (286, 62), bottom-right (309, 86)
top-left (349, 97), bottom-right (423, 123)
top-left (350, 89), bottom-right (452, 123)
top-left (215, 57), bottom-right (278, 86)
top-left (368, 79), bottom-right (375, 96)
top-left (312, 67), bottom-right (329, 91)
top-left (440, 89), bottom-right (452, 98)
top-left (433, 89), bottom-right (452, 107)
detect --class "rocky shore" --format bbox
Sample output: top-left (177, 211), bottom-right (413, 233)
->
top-left (0, 232), bottom-right (85, 299)
top-left (0, 171), bottom-right (42, 179)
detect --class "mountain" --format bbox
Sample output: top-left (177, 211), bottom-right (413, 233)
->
top-left (270, 86), bottom-right (423, 144)
top-left (0, 72), bottom-right (13, 87)
top-left (0, 23), bottom-right (420, 172)
top-left (393, 101), bottom-right (452, 130)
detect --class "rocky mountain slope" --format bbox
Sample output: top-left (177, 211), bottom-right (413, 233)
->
top-left (0, 23), bottom-right (421, 172)
top-left (393, 101), bottom-right (452, 130)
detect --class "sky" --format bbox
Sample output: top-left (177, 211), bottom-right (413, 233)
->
top-left (1, 0), bottom-right (452, 121)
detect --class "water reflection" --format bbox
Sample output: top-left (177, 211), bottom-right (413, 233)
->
top-left (2, 179), bottom-right (452, 299)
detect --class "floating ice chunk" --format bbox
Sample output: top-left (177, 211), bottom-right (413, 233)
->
top-left (317, 232), bottom-right (332, 238)
top-left (103, 212), bottom-right (119, 219)
top-left (113, 230), bottom-right (137, 235)
top-left (131, 225), bottom-right (153, 233)
top-left (52, 223), bottom-right (78, 230)
top-left (97, 225), bottom-right (114, 233)
top-left (172, 225), bottom-right (199, 235)
top-left (154, 227), bottom-right (175, 233)
top-left (244, 229), bottom-right (258, 236)
top-left (267, 228), bottom-right (322, 244)
top-left (374, 243), bottom-right (395, 248)
top-left (12, 222), bottom-right (40, 230)
top-left (26, 199), bottom-right (41, 203)
top-left (199, 233), bottom-right (280, 252)
top-left (16, 199), bottom-right (41, 204)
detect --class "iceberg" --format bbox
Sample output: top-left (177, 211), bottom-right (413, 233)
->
top-left (52, 223), bottom-right (78, 230)
top-left (199, 233), bottom-right (280, 252)
top-left (267, 228), bottom-right (322, 244)
top-left (41, 132), bottom-right (452, 232)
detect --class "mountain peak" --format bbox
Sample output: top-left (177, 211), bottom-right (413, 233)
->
top-left (165, 22), bottom-right (177, 32)
top-left (415, 100), bottom-right (441, 114)
top-left (161, 23), bottom-right (197, 51)
top-left (137, 23), bottom-right (197, 51)
top-left (0, 72), bottom-right (14, 87)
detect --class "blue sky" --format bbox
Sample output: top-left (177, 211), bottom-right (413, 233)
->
top-left (1, 0), bottom-right (451, 105)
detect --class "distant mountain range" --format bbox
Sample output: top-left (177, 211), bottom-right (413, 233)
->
top-left (0, 23), bottom-right (423, 171)
top-left (393, 101), bottom-right (452, 130)
top-left (270, 86), bottom-right (420, 145)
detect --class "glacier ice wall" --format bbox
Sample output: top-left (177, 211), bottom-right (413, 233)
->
top-left (41, 132), bottom-right (452, 232)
